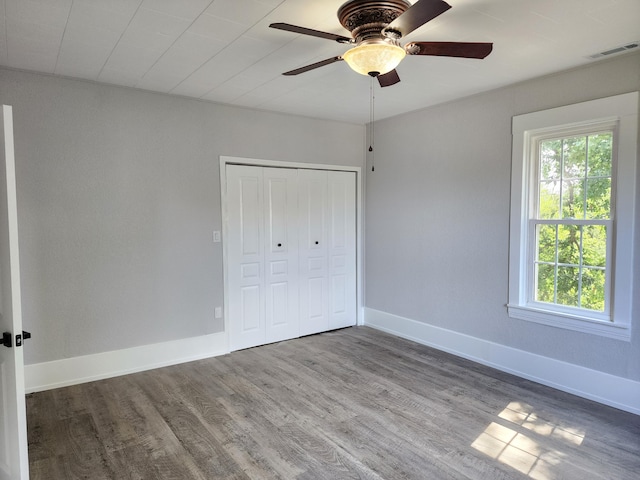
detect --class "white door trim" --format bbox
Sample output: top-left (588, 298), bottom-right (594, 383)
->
top-left (220, 156), bottom-right (364, 354)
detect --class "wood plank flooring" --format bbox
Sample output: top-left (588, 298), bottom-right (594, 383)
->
top-left (26, 327), bottom-right (640, 479)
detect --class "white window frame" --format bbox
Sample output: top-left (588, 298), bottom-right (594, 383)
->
top-left (508, 92), bottom-right (638, 341)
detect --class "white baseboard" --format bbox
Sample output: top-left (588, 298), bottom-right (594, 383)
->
top-left (364, 308), bottom-right (640, 415)
top-left (25, 332), bottom-right (228, 393)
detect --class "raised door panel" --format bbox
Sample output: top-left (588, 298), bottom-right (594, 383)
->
top-left (328, 171), bottom-right (357, 329)
top-left (263, 167), bottom-right (299, 343)
top-left (298, 169), bottom-right (328, 336)
top-left (227, 165), bottom-right (266, 351)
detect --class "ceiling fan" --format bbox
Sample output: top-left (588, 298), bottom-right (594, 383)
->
top-left (270, 0), bottom-right (493, 87)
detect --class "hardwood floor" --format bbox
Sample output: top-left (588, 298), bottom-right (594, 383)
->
top-left (27, 327), bottom-right (640, 479)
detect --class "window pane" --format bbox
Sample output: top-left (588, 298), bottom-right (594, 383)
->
top-left (557, 225), bottom-right (581, 265)
top-left (556, 266), bottom-right (579, 307)
top-left (535, 263), bottom-right (555, 303)
top-left (540, 139), bottom-right (562, 180)
top-left (536, 224), bottom-right (556, 262)
top-left (563, 136), bottom-right (586, 179)
top-left (561, 180), bottom-right (585, 218)
top-left (587, 133), bottom-right (612, 177)
top-left (539, 181), bottom-right (560, 219)
top-left (582, 225), bottom-right (607, 268)
top-left (581, 268), bottom-right (605, 312)
top-left (586, 178), bottom-right (611, 219)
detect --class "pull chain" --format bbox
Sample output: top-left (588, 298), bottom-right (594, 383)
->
top-left (369, 76), bottom-right (375, 172)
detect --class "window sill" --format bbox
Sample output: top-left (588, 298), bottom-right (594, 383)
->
top-left (507, 304), bottom-right (631, 341)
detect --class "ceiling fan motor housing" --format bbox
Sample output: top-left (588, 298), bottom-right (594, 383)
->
top-left (338, 0), bottom-right (411, 42)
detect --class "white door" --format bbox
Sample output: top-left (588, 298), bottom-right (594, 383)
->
top-left (263, 168), bottom-right (299, 344)
top-left (227, 165), bottom-right (266, 351)
top-left (226, 163), bottom-right (357, 349)
top-left (298, 169), bottom-right (329, 336)
top-left (227, 166), bottom-right (300, 350)
top-left (0, 105), bottom-right (29, 480)
top-left (327, 171), bottom-right (357, 330)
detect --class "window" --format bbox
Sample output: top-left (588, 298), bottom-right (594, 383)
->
top-left (508, 92), bottom-right (638, 340)
top-left (533, 128), bottom-right (613, 317)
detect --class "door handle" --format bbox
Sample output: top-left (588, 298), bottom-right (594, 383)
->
top-left (1, 331), bottom-right (31, 348)
top-left (15, 331), bottom-right (31, 347)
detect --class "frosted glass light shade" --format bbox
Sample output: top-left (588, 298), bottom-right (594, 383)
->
top-left (343, 43), bottom-right (406, 76)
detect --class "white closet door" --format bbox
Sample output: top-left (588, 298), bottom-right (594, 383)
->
top-left (227, 165), bottom-right (265, 351)
top-left (327, 171), bottom-right (357, 329)
top-left (263, 167), bottom-right (299, 343)
top-left (227, 163), bottom-right (357, 350)
top-left (298, 169), bottom-right (329, 336)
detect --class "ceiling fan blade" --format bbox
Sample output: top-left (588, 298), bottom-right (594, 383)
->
top-left (283, 56), bottom-right (344, 76)
top-left (386, 0), bottom-right (451, 37)
top-left (407, 41), bottom-right (493, 59)
top-left (377, 69), bottom-right (401, 87)
top-left (270, 23), bottom-right (351, 43)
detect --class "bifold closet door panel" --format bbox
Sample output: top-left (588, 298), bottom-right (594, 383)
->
top-left (327, 171), bottom-right (357, 330)
top-left (227, 165), bottom-right (266, 351)
top-left (298, 169), bottom-right (329, 336)
top-left (263, 167), bottom-right (299, 343)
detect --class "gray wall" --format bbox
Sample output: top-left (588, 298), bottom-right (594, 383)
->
top-left (0, 68), bottom-right (365, 364)
top-left (365, 52), bottom-right (640, 381)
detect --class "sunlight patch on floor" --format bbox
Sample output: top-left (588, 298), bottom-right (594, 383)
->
top-left (498, 401), bottom-right (585, 446)
top-left (471, 401), bottom-right (586, 479)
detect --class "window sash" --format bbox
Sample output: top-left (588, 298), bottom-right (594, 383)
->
top-left (531, 129), bottom-right (615, 222)
top-left (526, 218), bottom-right (612, 321)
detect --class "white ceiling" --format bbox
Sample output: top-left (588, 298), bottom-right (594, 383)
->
top-left (1, 0), bottom-right (638, 124)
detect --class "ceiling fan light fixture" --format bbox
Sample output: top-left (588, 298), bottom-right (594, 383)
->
top-left (342, 41), bottom-right (406, 76)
